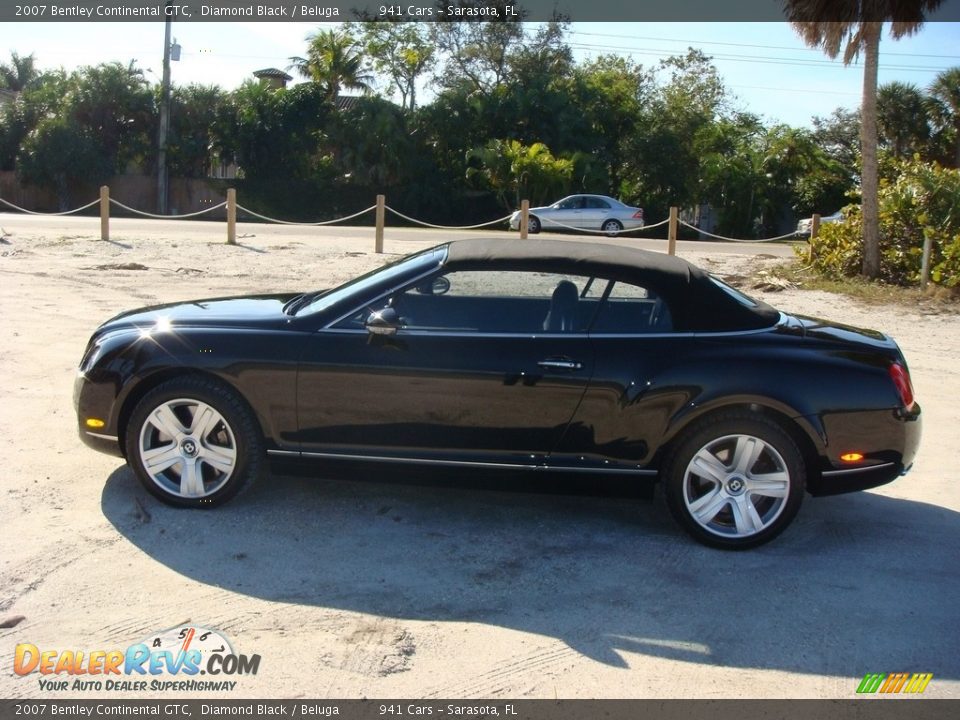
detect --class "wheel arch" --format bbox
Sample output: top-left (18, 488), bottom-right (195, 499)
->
top-left (116, 368), bottom-right (266, 457)
top-left (653, 400), bottom-right (825, 487)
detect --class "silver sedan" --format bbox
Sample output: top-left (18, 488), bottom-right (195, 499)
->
top-left (509, 194), bottom-right (645, 236)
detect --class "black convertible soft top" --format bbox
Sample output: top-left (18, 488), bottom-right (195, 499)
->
top-left (444, 238), bottom-right (781, 333)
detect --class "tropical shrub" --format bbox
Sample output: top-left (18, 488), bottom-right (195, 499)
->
top-left (806, 158), bottom-right (960, 287)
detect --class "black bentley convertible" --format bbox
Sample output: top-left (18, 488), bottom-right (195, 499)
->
top-left (75, 239), bottom-right (921, 548)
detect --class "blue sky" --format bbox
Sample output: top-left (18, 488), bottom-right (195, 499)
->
top-left (5, 21), bottom-right (959, 128)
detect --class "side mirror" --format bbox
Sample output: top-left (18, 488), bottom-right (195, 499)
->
top-left (430, 276), bottom-right (451, 295)
top-left (365, 307), bottom-right (401, 336)
top-left (415, 276), bottom-right (451, 295)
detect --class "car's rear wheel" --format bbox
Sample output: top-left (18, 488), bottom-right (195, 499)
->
top-left (125, 376), bottom-right (263, 508)
top-left (602, 219), bottom-right (623, 236)
top-left (527, 216), bottom-right (541, 234)
top-left (663, 412), bottom-right (805, 549)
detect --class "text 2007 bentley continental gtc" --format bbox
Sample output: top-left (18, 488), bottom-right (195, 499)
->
top-left (75, 239), bottom-right (921, 549)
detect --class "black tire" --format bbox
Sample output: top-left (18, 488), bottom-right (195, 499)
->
top-left (528, 216), bottom-right (541, 234)
top-left (602, 219), bottom-right (623, 236)
top-left (125, 376), bottom-right (264, 508)
top-left (663, 411), bottom-right (805, 550)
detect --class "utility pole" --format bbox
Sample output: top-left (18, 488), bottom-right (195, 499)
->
top-left (157, 2), bottom-right (172, 214)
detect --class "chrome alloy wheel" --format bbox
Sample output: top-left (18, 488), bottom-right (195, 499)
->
top-left (682, 434), bottom-right (791, 539)
top-left (137, 398), bottom-right (238, 499)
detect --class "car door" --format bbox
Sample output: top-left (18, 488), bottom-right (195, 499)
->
top-left (547, 196), bottom-right (585, 230)
top-left (296, 269), bottom-right (596, 467)
top-left (551, 279), bottom-right (695, 473)
top-left (581, 196), bottom-right (611, 228)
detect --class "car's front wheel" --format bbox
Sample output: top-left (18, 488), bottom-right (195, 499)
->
top-left (663, 412), bottom-right (805, 549)
top-left (125, 376), bottom-right (264, 508)
top-left (527, 215), bottom-right (541, 234)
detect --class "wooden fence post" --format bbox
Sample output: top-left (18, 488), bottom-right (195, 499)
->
top-left (668, 207), bottom-right (678, 256)
top-left (375, 194), bottom-right (385, 254)
top-left (808, 213), bottom-right (820, 264)
top-left (520, 199), bottom-right (529, 239)
top-left (99, 186), bottom-right (109, 242)
top-left (920, 231), bottom-right (932, 289)
top-left (226, 188), bottom-right (236, 245)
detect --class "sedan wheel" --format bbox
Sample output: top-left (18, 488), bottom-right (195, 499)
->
top-left (602, 219), bottom-right (623, 236)
top-left (664, 413), bottom-right (804, 549)
top-left (528, 216), bottom-right (541, 234)
top-left (126, 377), bottom-right (263, 507)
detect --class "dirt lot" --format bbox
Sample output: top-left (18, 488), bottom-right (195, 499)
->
top-left (0, 215), bottom-right (958, 700)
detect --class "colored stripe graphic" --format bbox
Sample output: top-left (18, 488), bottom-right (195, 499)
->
top-left (857, 672), bottom-right (932, 694)
top-left (880, 672), bottom-right (909, 693)
top-left (904, 673), bottom-right (934, 694)
top-left (857, 673), bottom-right (886, 694)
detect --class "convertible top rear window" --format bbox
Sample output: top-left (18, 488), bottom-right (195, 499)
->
top-left (708, 275), bottom-right (759, 308)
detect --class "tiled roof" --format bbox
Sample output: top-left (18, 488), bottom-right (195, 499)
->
top-left (253, 68), bottom-right (292, 81)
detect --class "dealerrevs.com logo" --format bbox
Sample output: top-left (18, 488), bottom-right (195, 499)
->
top-left (14, 625), bottom-right (260, 692)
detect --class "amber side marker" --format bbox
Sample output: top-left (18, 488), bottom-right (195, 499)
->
top-left (85, 418), bottom-right (106, 429)
top-left (840, 452), bottom-right (865, 463)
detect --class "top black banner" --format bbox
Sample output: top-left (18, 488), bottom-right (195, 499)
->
top-left (3, 0), bottom-right (960, 23)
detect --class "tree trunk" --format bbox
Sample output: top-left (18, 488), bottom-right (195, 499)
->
top-left (860, 22), bottom-right (882, 279)
top-left (955, 119), bottom-right (960, 169)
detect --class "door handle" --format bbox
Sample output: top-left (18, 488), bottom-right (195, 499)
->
top-left (537, 359), bottom-right (583, 371)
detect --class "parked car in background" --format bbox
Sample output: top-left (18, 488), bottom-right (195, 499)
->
top-left (509, 194), bottom-right (644, 236)
top-left (75, 239), bottom-right (920, 550)
top-left (796, 211), bottom-right (844, 238)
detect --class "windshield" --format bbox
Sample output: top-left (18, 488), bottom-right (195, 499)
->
top-left (295, 246), bottom-right (446, 317)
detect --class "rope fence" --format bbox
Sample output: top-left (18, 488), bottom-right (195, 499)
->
top-left (678, 219), bottom-right (799, 243)
top-left (235, 203), bottom-right (376, 226)
top-left (0, 196), bottom-right (100, 216)
top-left (0, 186), bottom-right (810, 255)
top-left (385, 206), bottom-right (514, 230)
top-left (110, 198), bottom-right (227, 220)
top-left (535, 216), bottom-right (670, 235)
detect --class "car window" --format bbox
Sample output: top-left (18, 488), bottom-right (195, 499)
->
top-left (590, 281), bottom-right (674, 334)
top-left (584, 197), bottom-right (611, 209)
top-left (334, 270), bottom-right (598, 334)
top-left (556, 197), bottom-right (583, 210)
top-left (708, 275), bottom-right (758, 308)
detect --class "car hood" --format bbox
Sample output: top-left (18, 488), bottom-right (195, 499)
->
top-left (97, 293), bottom-right (300, 334)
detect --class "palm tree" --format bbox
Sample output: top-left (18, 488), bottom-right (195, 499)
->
top-left (784, 0), bottom-right (943, 279)
top-left (878, 81), bottom-right (930, 158)
top-left (288, 28), bottom-right (373, 104)
top-left (928, 66), bottom-right (960, 167)
top-left (0, 51), bottom-right (39, 91)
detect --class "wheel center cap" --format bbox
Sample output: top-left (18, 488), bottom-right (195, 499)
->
top-left (726, 475), bottom-right (746, 495)
top-left (180, 439), bottom-right (199, 458)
